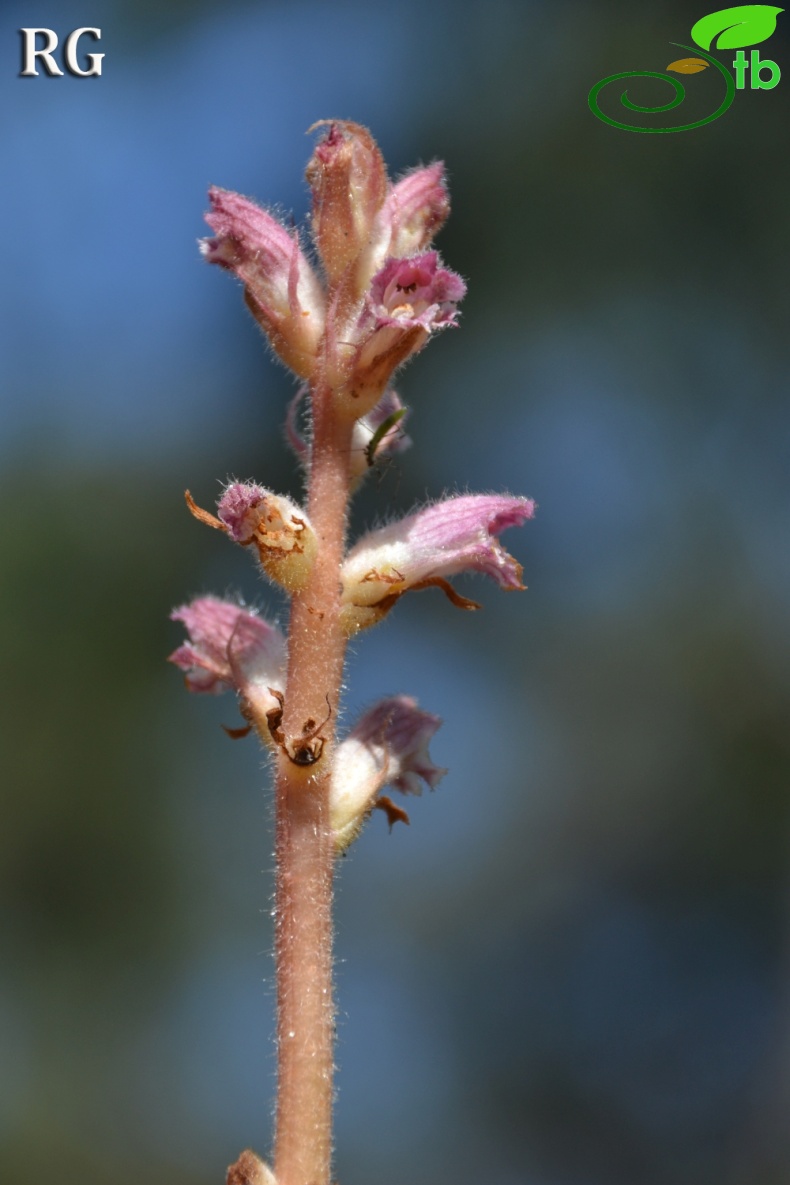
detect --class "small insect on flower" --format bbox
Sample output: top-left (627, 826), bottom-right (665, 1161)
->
top-left (266, 691), bottom-right (333, 766)
top-left (364, 407), bottom-right (408, 468)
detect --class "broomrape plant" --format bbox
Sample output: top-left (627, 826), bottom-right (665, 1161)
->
top-left (169, 121), bottom-right (535, 1185)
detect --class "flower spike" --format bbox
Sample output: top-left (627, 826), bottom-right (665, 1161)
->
top-left (174, 121), bottom-right (535, 1183)
top-left (340, 493), bottom-right (535, 633)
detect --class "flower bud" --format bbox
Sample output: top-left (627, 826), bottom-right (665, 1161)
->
top-left (331, 696), bottom-right (445, 850)
top-left (306, 120), bottom-right (387, 286)
top-left (340, 494), bottom-right (534, 633)
top-left (201, 188), bottom-right (325, 379)
top-left (217, 482), bottom-right (317, 593)
top-left (226, 1149), bottom-right (277, 1185)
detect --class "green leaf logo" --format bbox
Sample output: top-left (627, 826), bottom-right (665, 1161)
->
top-left (691, 4), bottom-right (783, 49)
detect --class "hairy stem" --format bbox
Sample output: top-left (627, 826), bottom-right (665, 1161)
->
top-left (273, 384), bottom-right (353, 1185)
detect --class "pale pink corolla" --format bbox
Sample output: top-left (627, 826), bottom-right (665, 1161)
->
top-left (201, 187), bottom-right (325, 379)
top-left (367, 252), bottom-right (465, 331)
top-left (331, 695), bottom-right (445, 850)
top-left (376, 162), bottom-right (450, 261)
top-left (340, 253), bottom-right (465, 409)
top-left (169, 596), bottom-right (286, 723)
top-left (340, 494), bottom-right (535, 631)
top-left (358, 161), bottom-right (450, 294)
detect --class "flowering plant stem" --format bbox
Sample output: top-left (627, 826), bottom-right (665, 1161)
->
top-left (273, 400), bottom-right (353, 1185)
top-left (169, 119), bottom-right (534, 1185)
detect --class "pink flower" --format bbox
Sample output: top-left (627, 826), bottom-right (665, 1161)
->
top-left (367, 252), bottom-right (465, 331)
top-left (201, 187), bottom-right (325, 379)
top-left (377, 162), bottom-right (450, 260)
top-left (169, 596), bottom-right (286, 723)
top-left (340, 494), bottom-right (535, 632)
top-left (338, 253), bottom-right (466, 411)
top-left (331, 696), bottom-right (445, 849)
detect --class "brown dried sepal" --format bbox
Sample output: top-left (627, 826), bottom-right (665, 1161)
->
top-left (373, 576), bottom-right (481, 615)
top-left (266, 689), bottom-right (333, 767)
top-left (222, 723), bottom-right (252, 740)
top-left (185, 489), bottom-right (226, 531)
top-left (375, 795), bottom-right (411, 831)
top-left (340, 574), bottom-right (482, 636)
top-left (409, 576), bottom-right (483, 609)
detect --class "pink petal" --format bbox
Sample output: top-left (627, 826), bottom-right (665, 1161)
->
top-left (348, 695), bottom-right (446, 794)
top-left (331, 695), bottom-right (446, 849)
top-left (368, 252), bottom-right (466, 331)
top-left (169, 596), bottom-right (286, 706)
top-left (201, 187), bottom-right (325, 378)
top-left (379, 162), bottom-right (450, 258)
top-left (342, 494), bottom-right (535, 612)
top-left (216, 480), bottom-right (270, 543)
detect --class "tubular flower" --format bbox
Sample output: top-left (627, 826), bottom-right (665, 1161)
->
top-left (340, 494), bottom-right (535, 633)
top-left (368, 253), bottom-right (465, 332)
top-left (337, 252), bottom-right (466, 413)
top-left (186, 482), bottom-right (317, 593)
top-left (169, 596), bottom-right (286, 727)
top-left (330, 696), bottom-right (445, 851)
top-left (375, 161), bottom-right (450, 262)
top-left (201, 187), bottom-right (325, 379)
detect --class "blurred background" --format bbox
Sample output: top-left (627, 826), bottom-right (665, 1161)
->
top-left (2, 1), bottom-right (790, 1182)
